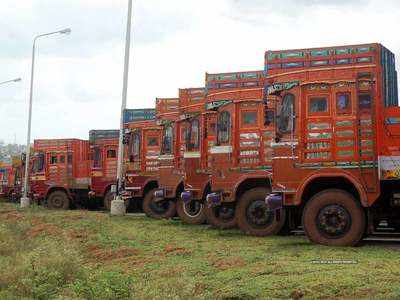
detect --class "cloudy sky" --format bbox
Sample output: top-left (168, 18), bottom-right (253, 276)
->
top-left (0, 0), bottom-right (399, 144)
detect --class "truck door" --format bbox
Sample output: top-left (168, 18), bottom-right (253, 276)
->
top-left (104, 146), bottom-right (117, 179)
top-left (143, 130), bottom-right (160, 172)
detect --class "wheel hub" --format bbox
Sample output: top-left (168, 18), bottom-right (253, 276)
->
top-left (183, 201), bottom-right (203, 217)
top-left (246, 200), bottom-right (274, 228)
top-left (317, 204), bottom-right (351, 238)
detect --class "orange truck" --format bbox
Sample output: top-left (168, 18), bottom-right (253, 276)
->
top-left (149, 98), bottom-right (182, 219)
top-left (203, 71), bottom-right (284, 235)
top-left (263, 43), bottom-right (400, 246)
top-left (88, 129), bottom-right (119, 209)
top-left (179, 87), bottom-right (216, 224)
top-left (0, 157), bottom-right (24, 202)
top-left (122, 108), bottom-right (163, 212)
top-left (30, 139), bottom-right (91, 209)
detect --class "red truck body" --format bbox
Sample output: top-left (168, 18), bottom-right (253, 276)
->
top-left (149, 98), bottom-right (182, 218)
top-left (30, 139), bottom-right (91, 209)
top-left (263, 43), bottom-right (400, 245)
top-left (0, 163), bottom-right (12, 199)
top-left (179, 88), bottom-right (216, 224)
top-left (88, 129), bottom-right (119, 209)
top-left (123, 109), bottom-right (161, 211)
top-left (203, 71), bottom-right (281, 233)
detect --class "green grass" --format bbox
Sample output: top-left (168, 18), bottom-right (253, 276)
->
top-left (1, 201), bottom-right (400, 299)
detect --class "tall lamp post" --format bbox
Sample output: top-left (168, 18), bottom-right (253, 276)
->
top-left (0, 78), bottom-right (21, 86)
top-left (111, 0), bottom-right (133, 216)
top-left (20, 28), bottom-right (71, 208)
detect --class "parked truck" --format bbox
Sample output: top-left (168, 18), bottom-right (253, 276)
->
top-left (150, 98), bottom-right (182, 219)
top-left (203, 71), bottom-right (285, 235)
top-left (0, 156), bottom-right (24, 202)
top-left (179, 87), bottom-right (216, 224)
top-left (30, 139), bottom-right (91, 209)
top-left (88, 129), bottom-right (119, 210)
top-left (262, 43), bottom-right (400, 246)
top-left (122, 108), bottom-right (164, 214)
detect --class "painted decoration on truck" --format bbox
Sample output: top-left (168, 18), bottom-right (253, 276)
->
top-left (267, 81), bottom-right (299, 95)
top-left (123, 109), bottom-right (156, 123)
top-left (379, 156), bottom-right (400, 180)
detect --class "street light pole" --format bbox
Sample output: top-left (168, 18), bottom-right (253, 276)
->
top-left (20, 28), bottom-right (71, 208)
top-left (0, 78), bottom-right (21, 86)
top-left (111, 0), bottom-right (133, 216)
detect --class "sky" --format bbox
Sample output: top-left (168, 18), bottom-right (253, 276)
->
top-left (0, 0), bottom-right (399, 144)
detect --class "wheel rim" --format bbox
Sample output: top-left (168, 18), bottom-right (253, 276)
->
top-left (246, 200), bottom-right (274, 228)
top-left (215, 204), bottom-right (235, 222)
top-left (51, 196), bottom-right (64, 208)
top-left (183, 200), bottom-right (203, 218)
top-left (150, 198), bottom-right (170, 214)
top-left (316, 204), bottom-right (352, 238)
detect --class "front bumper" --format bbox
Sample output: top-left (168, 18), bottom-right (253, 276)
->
top-left (181, 190), bottom-right (192, 204)
top-left (154, 189), bottom-right (165, 202)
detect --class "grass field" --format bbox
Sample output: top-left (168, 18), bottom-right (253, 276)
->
top-left (1, 201), bottom-right (400, 299)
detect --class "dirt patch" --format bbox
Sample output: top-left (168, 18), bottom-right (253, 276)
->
top-left (290, 290), bottom-right (305, 300)
top-left (164, 244), bottom-right (192, 255)
top-left (211, 256), bottom-right (246, 270)
top-left (87, 245), bottom-right (140, 261)
top-left (26, 223), bottom-right (61, 238)
top-left (0, 211), bottom-right (25, 222)
top-left (67, 229), bottom-right (89, 243)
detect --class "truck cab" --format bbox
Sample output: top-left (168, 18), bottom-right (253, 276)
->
top-left (178, 87), bottom-right (216, 224)
top-left (88, 129), bottom-right (119, 210)
top-left (122, 108), bottom-right (163, 213)
top-left (203, 71), bottom-right (283, 235)
top-left (30, 139), bottom-right (91, 209)
top-left (265, 43), bottom-right (400, 246)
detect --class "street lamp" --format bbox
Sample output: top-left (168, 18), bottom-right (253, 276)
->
top-left (111, 0), bottom-right (133, 216)
top-left (20, 28), bottom-right (71, 208)
top-left (0, 78), bottom-right (21, 86)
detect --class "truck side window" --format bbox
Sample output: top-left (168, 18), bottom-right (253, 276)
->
top-left (217, 111), bottom-right (231, 144)
top-left (162, 125), bottom-right (174, 154)
top-left (242, 111), bottom-right (257, 126)
top-left (359, 93), bottom-right (372, 110)
top-left (337, 93), bottom-right (351, 114)
top-left (147, 137), bottom-right (159, 147)
top-left (107, 149), bottom-right (116, 158)
top-left (309, 97), bottom-right (328, 113)
top-left (278, 93), bottom-right (295, 133)
top-left (50, 154), bottom-right (58, 164)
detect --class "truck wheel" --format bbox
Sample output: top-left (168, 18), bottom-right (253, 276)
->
top-left (205, 202), bottom-right (236, 229)
top-left (103, 191), bottom-right (115, 211)
top-left (176, 198), bottom-right (206, 225)
top-left (236, 187), bottom-right (286, 236)
top-left (303, 189), bottom-right (365, 246)
top-left (7, 190), bottom-right (15, 203)
top-left (47, 191), bottom-right (70, 210)
top-left (143, 188), bottom-right (176, 219)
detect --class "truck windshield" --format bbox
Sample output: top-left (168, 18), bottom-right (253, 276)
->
top-left (162, 125), bottom-right (174, 154)
top-left (217, 111), bottom-right (231, 144)
top-left (130, 130), bottom-right (141, 159)
top-left (32, 152), bottom-right (45, 173)
top-left (277, 93), bottom-right (295, 134)
top-left (185, 118), bottom-right (200, 151)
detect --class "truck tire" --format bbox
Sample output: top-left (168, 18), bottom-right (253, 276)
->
top-left (205, 202), bottom-right (236, 229)
top-left (176, 198), bottom-right (207, 225)
top-left (236, 187), bottom-right (286, 236)
top-left (143, 188), bottom-right (176, 219)
top-left (47, 190), bottom-right (70, 210)
top-left (103, 190), bottom-right (114, 211)
top-left (7, 190), bottom-right (16, 203)
top-left (303, 189), bottom-right (365, 246)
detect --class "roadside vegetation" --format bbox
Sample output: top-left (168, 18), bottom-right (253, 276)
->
top-left (1, 201), bottom-right (400, 299)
